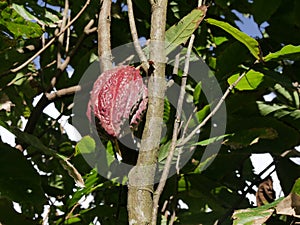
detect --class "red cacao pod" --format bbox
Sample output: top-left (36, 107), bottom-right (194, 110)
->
top-left (87, 66), bottom-right (148, 138)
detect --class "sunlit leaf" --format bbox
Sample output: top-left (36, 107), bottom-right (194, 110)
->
top-left (257, 101), bottom-right (288, 116)
top-left (274, 83), bottom-right (293, 103)
top-left (232, 204), bottom-right (275, 225)
top-left (228, 70), bottom-right (264, 91)
top-left (264, 45), bottom-right (300, 62)
top-left (165, 6), bottom-right (207, 55)
top-left (193, 134), bottom-right (233, 146)
top-left (196, 104), bottom-right (210, 122)
top-left (193, 81), bottom-right (202, 105)
top-left (75, 135), bottom-right (96, 156)
top-left (106, 141), bottom-right (116, 167)
top-left (0, 6), bottom-right (43, 38)
top-left (206, 18), bottom-right (261, 60)
top-left (12, 3), bottom-right (59, 27)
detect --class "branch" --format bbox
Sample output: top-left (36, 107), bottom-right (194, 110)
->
top-left (127, 0), bottom-right (148, 69)
top-left (98, 0), bottom-right (113, 72)
top-left (57, 0), bottom-right (69, 69)
top-left (10, 0), bottom-right (90, 74)
top-left (51, 19), bottom-right (96, 86)
top-left (178, 70), bottom-right (249, 147)
top-left (24, 19), bottom-right (95, 135)
top-left (152, 34), bottom-right (195, 225)
top-left (45, 85), bottom-right (81, 101)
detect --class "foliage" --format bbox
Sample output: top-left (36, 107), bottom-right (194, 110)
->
top-left (0, 0), bottom-right (299, 224)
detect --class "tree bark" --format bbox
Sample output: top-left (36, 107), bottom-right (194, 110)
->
top-left (98, 0), bottom-right (112, 72)
top-left (127, 0), bottom-right (168, 224)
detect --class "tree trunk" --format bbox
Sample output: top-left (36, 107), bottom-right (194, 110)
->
top-left (127, 0), bottom-right (168, 224)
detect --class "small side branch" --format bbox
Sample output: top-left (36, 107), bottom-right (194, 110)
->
top-left (127, 0), bottom-right (148, 69)
top-left (10, 0), bottom-right (90, 74)
top-left (24, 19), bottom-right (95, 135)
top-left (178, 70), bottom-right (248, 147)
top-left (151, 34), bottom-right (196, 225)
top-left (45, 85), bottom-right (81, 101)
top-left (57, 0), bottom-right (69, 69)
top-left (98, 0), bottom-right (113, 72)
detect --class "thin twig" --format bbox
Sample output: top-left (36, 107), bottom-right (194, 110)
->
top-left (51, 19), bottom-right (96, 87)
top-left (127, 0), bottom-right (148, 69)
top-left (57, 0), bottom-right (69, 69)
top-left (173, 53), bottom-right (180, 75)
top-left (10, 0), bottom-right (90, 73)
top-left (117, 54), bottom-right (135, 66)
top-left (169, 210), bottom-right (176, 225)
top-left (66, 16), bottom-right (71, 53)
top-left (23, 19), bottom-right (95, 135)
top-left (152, 34), bottom-right (196, 224)
top-left (45, 85), bottom-right (81, 101)
top-left (176, 106), bottom-right (197, 174)
top-left (98, 0), bottom-right (113, 72)
top-left (181, 107), bottom-right (197, 139)
top-left (65, 203), bottom-right (80, 220)
top-left (178, 70), bottom-right (249, 147)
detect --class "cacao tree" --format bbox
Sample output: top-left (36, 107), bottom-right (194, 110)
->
top-left (0, 0), bottom-right (300, 224)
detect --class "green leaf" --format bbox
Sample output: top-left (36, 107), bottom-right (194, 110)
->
top-left (158, 141), bottom-right (171, 162)
top-left (224, 128), bottom-right (278, 150)
top-left (0, 6), bottom-right (43, 39)
top-left (291, 178), bottom-right (300, 195)
top-left (68, 169), bottom-right (105, 208)
top-left (106, 141), bottom-right (116, 167)
top-left (12, 4), bottom-right (41, 23)
top-left (193, 81), bottom-right (202, 105)
top-left (193, 134), bottom-right (232, 146)
top-left (252, 0), bottom-right (281, 24)
top-left (196, 104), bottom-right (210, 122)
top-left (264, 45), bottom-right (300, 62)
top-left (193, 153), bottom-right (218, 174)
top-left (13, 129), bottom-right (85, 187)
top-left (293, 90), bottom-right (300, 109)
top-left (56, 154), bottom-right (85, 188)
top-left (12, 3), bottom-right (60, 28)
top-left (75, 135), bottom-right (96, 156)
top-left (257, 101), bottom-right (288, 116)
top-left (289, 110), bottom-right (300, 119)
top-left (206, 18), bottom-right (261, 60)
top-left (232, 198), bottom-right (283, 225)
top-left (165, 6), bottom-right (207, 55)
top-left (0, 142), bottom-right (46, 212)
top-left (0, 198), bottom-right (38, 225)
top-left (291, 178), bottom-right (300, 216)
top-left (228, 70), bottom-right (264, 91)
top-left (274, 83), bottom-right (293, 103)
top-left (12, 128), bottom-right (56, 156)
